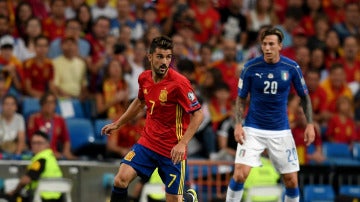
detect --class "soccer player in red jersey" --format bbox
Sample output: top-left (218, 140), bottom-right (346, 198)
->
top-left (102, 36), bottom-right (204, 202)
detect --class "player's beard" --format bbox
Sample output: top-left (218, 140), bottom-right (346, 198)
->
top-left (154, 64), bottom-right (169, 77)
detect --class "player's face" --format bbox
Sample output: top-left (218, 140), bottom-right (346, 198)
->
top-left (148, 48), bottom-right (172, 79)
top-left (261, 34), bottom-right (282, 64)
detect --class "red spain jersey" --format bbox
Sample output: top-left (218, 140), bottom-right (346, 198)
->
top-left (23, 58), bottom-right (54, 93)
top-left (137, 69), bottom-right (202, 158)
top-left (326, 114), bottom-right (359, 144)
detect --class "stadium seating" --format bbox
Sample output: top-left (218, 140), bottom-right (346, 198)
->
top-left (322, 142), bottom-right (360, 166)
top-left (65, 118), bottom-right (95, 154)
top-left (93, 119), bottom-right (112, 144)
top-left (303, 184), bottom-right (335, 202)
top-left (353, 143), bottom-right (360, 161)
top-left (58, 99), bottom-right (85, 119)
top-left (21, 97), bottom-right (40, 121)
top-left (339, 185), bottom-right (360, 198)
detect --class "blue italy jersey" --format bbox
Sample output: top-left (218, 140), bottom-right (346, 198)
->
top-left (238, 55), bottom-right (308, 130)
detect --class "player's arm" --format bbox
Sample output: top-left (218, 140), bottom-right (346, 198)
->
top-left (171, 108), bottom-right (204, 164)
top-left (300, 94), bottom-right (313, 124)
top-left (179, 109), bottom-right (204, 146)
top-left (300, 94), bottom-right (315, 145)
top-left (234, 96), bottom-right (247, 144)
top-left (102, 98), bottom-right (145, 135)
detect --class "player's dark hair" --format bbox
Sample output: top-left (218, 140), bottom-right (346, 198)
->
top-left (149, 35), bottom-right (173, 54)
top-left (261, 27), bottom-right (284, 43)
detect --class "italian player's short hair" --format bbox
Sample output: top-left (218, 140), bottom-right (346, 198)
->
top-left (261, 27), bottom-right (284, 43)
top-left (149, 35), bottom-right (173, 54)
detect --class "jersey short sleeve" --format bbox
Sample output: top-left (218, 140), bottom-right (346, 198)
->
top-left (176, 78), bottom-right (201, 113)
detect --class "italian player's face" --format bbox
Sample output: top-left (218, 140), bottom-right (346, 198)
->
top-left (261, 35), bottom-right (282, 64)
top-left (148, 48), bottom-right (173, 78)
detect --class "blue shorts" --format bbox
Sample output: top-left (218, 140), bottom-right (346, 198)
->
top-left (121, 143), bottom-right (186, 195)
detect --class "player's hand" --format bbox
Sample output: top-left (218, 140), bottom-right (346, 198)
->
top-left (234, 124), bottom-right (245, 145)
top-left (101, 123), bottom-right (119, 136)
top-left (304, 123), bottom-right (315, 146)
top-left (171, 142), bottom-right (186, 164)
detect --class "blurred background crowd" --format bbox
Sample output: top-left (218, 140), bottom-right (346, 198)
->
top-left (0, 0), bottom-right (359, 166)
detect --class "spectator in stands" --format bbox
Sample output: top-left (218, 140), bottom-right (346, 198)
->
top-left (23, 35), bottom-right (55, 99)
top-left (141, 6), bottom-right (161, 33)
top-left (125, 39), bottom-right (146, 101)
top-left (0, 15), bottom-right (10, 38)
top-left (323, 0), bottom-right (346, 25)
top-left (326, 96), bottom-right (359, 145)
top-left (85, 16), bottom-right (110, 95)
top-left (292, 105), bottom-right (325, 165)
top-left (95, 59), bottom-right (129, 120)
top-left (305, 69), bottom-right (328, 127)
top-left (27, 0), bottom-right (49, 20)
top-left (142, 25), bottom-right (161, 50)
top-left (307, 14), bottom-right (330, 51)
top-left (0, 75), bottom-right (7, 112)
top-left (110, 0), bottom-right (143, 40)
top-left (282, 26), bottom-right (309, 60)
top-left (333, 1), bottom-right (359, 42)
top-left (194, 43), bottom-right (214, 85)
top-left (324, 29), bottom-right (342, 69)
top-left (13, 17), bottom-right (42, 62)
top-left (5, 130), bottom-right (63, 202)
top-left (13, 1), bottom-right (34, 38)
top-left (65, 0), bottom-right (85, 19)
top-left (213, 38), bottom-right (240, 100)
top-left (0, 95), bottom-right (26, 155)
top-left (48, 18), bottom-right (90, 59)
top-left (215, 102), bottom-right (239, 162)
top-left (209, 82), bottom-right (232, 131)
top-left (199, 68), bottom-right (224, 102)
top-left (294, 46), bottom-right (311, 74)
top-left (275, 7), bottom-right (303, 48)
top-left (300, 0), bottom-right (325, 37)
top-left (309, 47), bottom-right (328, 80)
top-left (41, 0), bottom-right (66, 41)
top-left (106, 109), bottom-right (144, 158)
top-left (320, 63), bottom-right (353, 131)
top-left (0, 35), bottom-right (24, 98)
top-left (246, 0), bottom-right (278, 32)
top-left (91, 0), bottom-right (117, 20)
top-left (338, 35), bottom-right (360, 86)
top-left (75, 3), bottom-right (93, 35)
top-left (52, 36), bottom-right (87, 100)
top-left (191, 0), bottom-right (221, 47)
top-left (27, 92), bottom-right (77, 160)
top-left (218, 0), bottom-right (247, 47)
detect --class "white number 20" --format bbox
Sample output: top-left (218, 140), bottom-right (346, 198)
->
top-left (264, 81), bottom-right (278, 94)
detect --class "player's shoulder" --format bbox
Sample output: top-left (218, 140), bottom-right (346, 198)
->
top-left (168, 68), bottom-right (189, 82)
top-left (138, 70), bottom-right (152, 80)
top-left (279, 56), bottom-right (300, 70)
top-left (243, 56), bottom-right (263, 72)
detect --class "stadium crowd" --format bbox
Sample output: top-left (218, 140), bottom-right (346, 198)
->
top-left (0, 0), bottom-right (359, 166)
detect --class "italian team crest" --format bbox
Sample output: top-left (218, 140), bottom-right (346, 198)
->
top-left (159, 89), bottom-right (168, 102)
top-left (281, 71), bottom-right (289, 81)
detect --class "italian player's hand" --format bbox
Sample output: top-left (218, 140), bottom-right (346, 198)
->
top-left (171, 142), bottom-right (186, 164)
top-left (304, 123), bottom-right (315, 146)
top-left (101, 123), bottom-right (119, 136)
top-left (234, 124), bottom-right (245, 145)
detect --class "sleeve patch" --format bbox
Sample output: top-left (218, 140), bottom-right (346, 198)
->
top-left (30, 161), bottom-right (41, 171)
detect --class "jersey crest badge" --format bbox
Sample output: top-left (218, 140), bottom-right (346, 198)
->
top-left (188, 92), bottom-right (196, 101)
top-left (281, 71), bottom-right (289, 81)
top-left (159, 89), bottom-right (168, 102)
top-left (143, 89), bottom-right (148, 94)
top-left (268, 73), bottom-right (274, 79)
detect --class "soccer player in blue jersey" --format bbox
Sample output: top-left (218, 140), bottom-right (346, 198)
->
top-left (226, 27), bottom-right (315, 202)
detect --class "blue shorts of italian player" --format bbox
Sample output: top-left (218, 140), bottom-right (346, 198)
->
top-left (121, 143), bottom-right (187, 195)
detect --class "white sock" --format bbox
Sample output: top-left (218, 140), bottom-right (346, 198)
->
top-left (226, 187), bottom-right (243, 202)
top-left (284, 195), bottom-right (299, 202)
